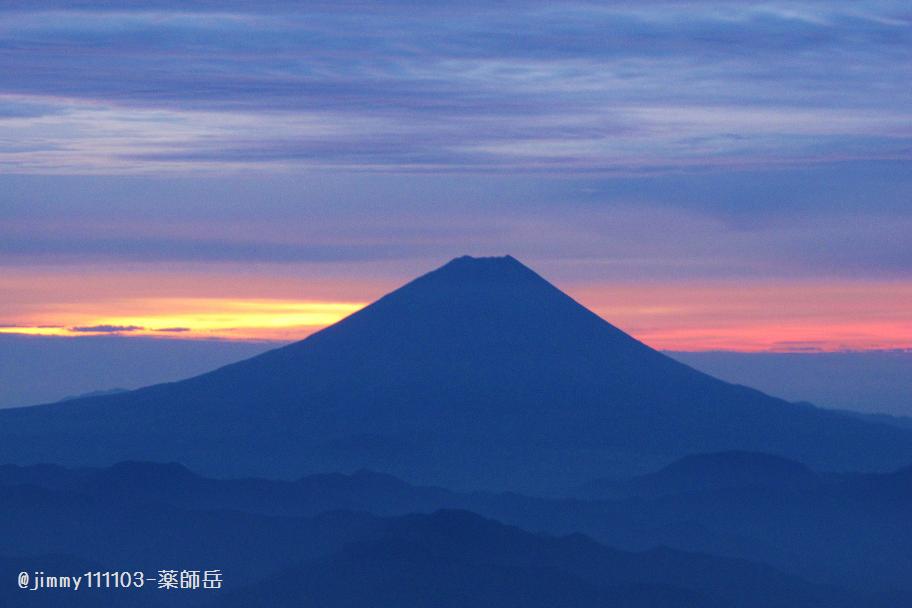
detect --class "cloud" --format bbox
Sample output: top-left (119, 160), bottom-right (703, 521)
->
top-left (0, 1), bottom-right (909, 285)
top-left (0, 234), bottom-right (426, 264)
top-left (0, 2), bottom-right (907, 174)
top-left (2, 188), bottom-right (911, 282)
top-left (69, 324), bottom-right (144, 333)
top-left (153, 327), bottom-right (191, 333)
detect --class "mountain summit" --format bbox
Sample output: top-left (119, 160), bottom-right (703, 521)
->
top-left (1, 255), bottom-right (910, 492)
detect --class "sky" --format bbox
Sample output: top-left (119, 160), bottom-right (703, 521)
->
top-left (1, 1), bottom-right (911, 355)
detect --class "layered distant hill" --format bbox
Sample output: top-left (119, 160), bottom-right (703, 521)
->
top-left (2, 458), bottom-right (910, 606)
top-left (1, 255), bottom-right (910, 492)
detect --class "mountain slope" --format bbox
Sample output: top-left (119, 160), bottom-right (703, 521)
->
top-left (0, 255), bottom-right (910, 491)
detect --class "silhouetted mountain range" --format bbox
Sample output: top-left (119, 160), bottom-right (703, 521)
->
top-left (214, 509), bottom-right (853, 608)
top-left (3, 256), bottom-right (911, 605)
top-left (1, 255), bottom-right (910, 493)
top-left (835, 408), bottom-right (912, 431)
top-left (575, 450), bottom-right (819, 500)
top-left (3, 462), bottom-right (900, 608)
top-left (3, 455), bottom-right (911, 594)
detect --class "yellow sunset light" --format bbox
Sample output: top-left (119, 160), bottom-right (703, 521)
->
top-left (0, 298), bottom-right (366, 341)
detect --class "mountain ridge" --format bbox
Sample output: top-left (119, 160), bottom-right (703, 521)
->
top-left (4, 458), bottom-right (912, 596)
top-left (1, 255), bottom-right (910, 492)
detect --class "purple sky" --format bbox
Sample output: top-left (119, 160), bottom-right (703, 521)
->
top-left (1, 2), bottom-right (909, 280)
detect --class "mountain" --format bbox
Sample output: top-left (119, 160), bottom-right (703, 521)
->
top-left (1, 255), bottom-right (910, 492)
top-left (0, 469), bottom-right (892, 608)
top-left (0, 480), bottom-right (386, 605)
top-left (57, 388), bottom-right (129, 402)
top-left (0, 461), bottom-right (455, 518)
top-left (214, 510), bottom-right (886, 608)
top-left (575, 450), bottom-right (820, 500)
top-left (214, 511), bottom-right (896, 608)
top-left (835, 408), bottom-right (912, 431)
top-left (4, 457), bottom-right (911, 593)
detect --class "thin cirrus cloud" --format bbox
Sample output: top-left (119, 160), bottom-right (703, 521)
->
top-left (70, 324), bottom-right (144, 333)
top-left (1, 194), bottom-right (910, 282)
top-left (0, 1), bottom-right (908, 173)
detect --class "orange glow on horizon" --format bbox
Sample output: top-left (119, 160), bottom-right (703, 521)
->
top-left (573, 281), bottom-right (912, 352)
top-left (1, 267), bottom-right (909, 352)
